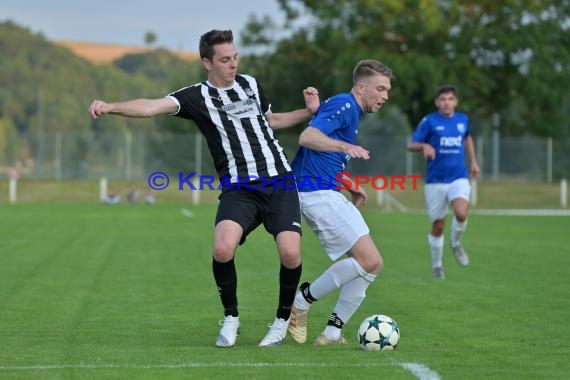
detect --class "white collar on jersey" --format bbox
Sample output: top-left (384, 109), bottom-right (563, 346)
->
top-left (206, 80), bottom-right (235, 91)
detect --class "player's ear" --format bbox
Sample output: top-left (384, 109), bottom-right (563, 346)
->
top-left (201, 58), bottom-right (212, 71)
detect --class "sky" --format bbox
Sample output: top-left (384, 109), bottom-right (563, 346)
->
top-left (0, 0), bottom-right (284, 51)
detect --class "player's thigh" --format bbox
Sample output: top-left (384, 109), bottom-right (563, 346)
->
top-left (448, 179), bottom-right (471, 218)
top-left (299, 190), bottom-right (369, 261)
top-left (261, 187), bottom-right (302, 264)
top-left (216, 190), bottom-right (262, 245)
top-left (261, 187), bottom-right (302, 237)
top-left (424, 184), bottom-right (450, 222)
top-left (447, 178), bottom-right (470, 202)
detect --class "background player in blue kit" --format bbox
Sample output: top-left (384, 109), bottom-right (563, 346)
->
top-left (408, 85), bottom-right (480, 279)
top-left (287, 60), bottom-right (393, 345)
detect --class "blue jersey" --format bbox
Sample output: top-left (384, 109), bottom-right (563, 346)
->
top-left (411, 111), bottom-right (470, 184)
top-left (291, 93), bottom-right (363, 192)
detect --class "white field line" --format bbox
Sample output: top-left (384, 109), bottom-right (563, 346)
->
top-left (403, 209), bottom-right (570, 216)
top-left (1, 362), bottom-right (386, 371)
top-left (469, 209), bottom-right (570, 216)
top-left (1, 360), bottom-right (444, 379)
top-left (180, 208), bottom-right (194, 217)
top-left (398, 362), bottom-right (442, 380)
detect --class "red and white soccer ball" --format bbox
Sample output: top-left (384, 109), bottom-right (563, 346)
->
top-left (358, 314), bottom-right (400, 351)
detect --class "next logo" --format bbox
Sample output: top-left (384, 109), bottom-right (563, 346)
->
top-left (440, 135), bottom-right (463, 147)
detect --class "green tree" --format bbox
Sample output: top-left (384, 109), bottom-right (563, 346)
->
top-left (241, 0), bottom-right (570, 137)
top-left (144, 31), bottom-right (157, 47)
top-left (0, 21), bottom-right (201, 178)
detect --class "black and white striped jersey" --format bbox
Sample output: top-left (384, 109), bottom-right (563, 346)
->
top-left (167, 74), bottom-right (291, 183)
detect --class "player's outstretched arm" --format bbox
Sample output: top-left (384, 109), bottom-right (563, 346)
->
top-left (299, 127), bottom-right (370, 160)
top-left (88, 97), bottom-right (177, 119)
top-left (266, 87), bottom-right (319, 130)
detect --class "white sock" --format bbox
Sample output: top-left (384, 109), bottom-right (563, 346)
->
top-left (428, 234), bottom-right (444, 268)
top-left (323, 325), bottom-right (342, 341)
top-left (451, 217), bottom-right (467, 248)
top-left (293, 291), bottom-right (312, 311)
top-left (336, 275), bottom-right (375, 322)
top-left (309, 257), bottom-right (366, 300)
top-left (323, 275), bottom-right (376, 341)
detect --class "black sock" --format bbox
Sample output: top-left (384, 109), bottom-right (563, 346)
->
top-left (300, 281), bottom-right (317, 303)
top-left (212, 257), bottom-right (238, 317)
top-left (277, 263), bottom-right (302, 320)
top-left (327, 313), bottom-right (344, 329)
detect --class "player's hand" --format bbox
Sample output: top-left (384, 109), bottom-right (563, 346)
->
top-left (349, 187), bottom-right (368, 208)
top-left (470, 162), bottom-right (481, 178)
top-left (422, 144), bottom-right (435, 160)
top-left (344, 144), bottom-right (370, 160)
top-left (303, 87), bottom-right (320, 115)
top-left (89, 100), bottom-right (110, 119)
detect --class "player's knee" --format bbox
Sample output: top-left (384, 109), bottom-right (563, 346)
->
top-left (279, 247), bottom-right (301, 267)
top-left (455, 212), bottom-right (468, 222)
top-left (370, 254), bottom-right (383, 274)
top-left (431, 227), bottom-right (444, 237)
top-left (432, 220), bottom-right (445, 236)
top-left (359, 252), bottom-right (383, 274)
top-left (213, 243), bottom-right (235, 262)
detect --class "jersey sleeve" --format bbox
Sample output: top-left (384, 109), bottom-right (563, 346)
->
top-left (167, 86), bottom-right (196, 120)
top-left (411, 116), bottom-right (431, 143)
top-left (309, 97), bottom-right (351, 135)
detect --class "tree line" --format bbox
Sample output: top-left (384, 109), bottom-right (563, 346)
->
top-left (240, 0), bottom-right (570, 138)
top-left (1, 1), bottom-right (569, 173)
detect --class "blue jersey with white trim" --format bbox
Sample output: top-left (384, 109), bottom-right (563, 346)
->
top-left (291, 93), bottom-right (363, 192)
top-left (411, 111), bottom-right (470, 184)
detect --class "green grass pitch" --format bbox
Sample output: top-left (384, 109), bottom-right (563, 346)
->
top-left (0, 203), bottom-right (568, 379)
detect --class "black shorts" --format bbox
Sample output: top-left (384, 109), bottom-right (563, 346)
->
top-left (215, 176), bottom-right (302, 245)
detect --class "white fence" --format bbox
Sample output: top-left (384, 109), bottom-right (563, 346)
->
top-left (1, 130), bottom-right (569, 182)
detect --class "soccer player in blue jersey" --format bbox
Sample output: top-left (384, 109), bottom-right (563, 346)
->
top-left (287, 60), bottom-right (393, 345)
top-left (408, 85), bottom-right (480, 279)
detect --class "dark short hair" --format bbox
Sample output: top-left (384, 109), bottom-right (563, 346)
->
top-left (353, 60), bottom-right (393, 85)
top-left (199, 30), bottom-right (234, 60)
top-left (435, 85), bottom-right (458, 98)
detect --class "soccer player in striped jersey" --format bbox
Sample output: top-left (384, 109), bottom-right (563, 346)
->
top-left (88, 29), bottom-right (320, 347)
top-left (288, 60), bottom-right (392, 345)
top-left (408, 85), bottom-right (480, 279)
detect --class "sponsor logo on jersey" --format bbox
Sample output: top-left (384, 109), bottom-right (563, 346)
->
top-left (457, 123), bottom-right (465, 133)
top-left (440, 135), bottom-right (463, 147)
top-left (222, 99), bottom-right (257, 118)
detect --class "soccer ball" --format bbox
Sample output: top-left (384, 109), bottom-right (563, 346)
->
top-left (358, 314), bottom-right (400, 351)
